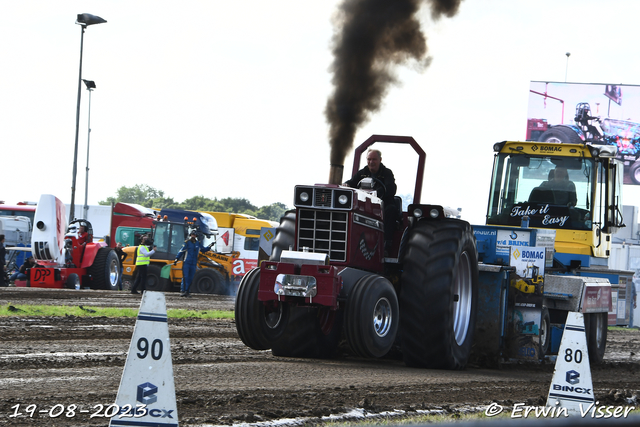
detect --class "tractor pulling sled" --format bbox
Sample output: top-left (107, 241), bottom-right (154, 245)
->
top-left (235, 135), bottom-right (628, 368)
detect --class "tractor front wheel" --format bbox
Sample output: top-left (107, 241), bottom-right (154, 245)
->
top-left (270, 305), bottom-right (343, 359)
top-left (235, 268), bottom-right (288, 350)
top-left (65, 273), bottom-right (80, 290)
top-left (344, 274), bottom-right (398, 358)
top-left (400, 219), bottom-right (479, 369)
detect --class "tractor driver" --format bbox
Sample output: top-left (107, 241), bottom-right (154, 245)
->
top-left (344, 148), bottom-right (398, 256)
top-left (77, 225), bottom-right (89, 245)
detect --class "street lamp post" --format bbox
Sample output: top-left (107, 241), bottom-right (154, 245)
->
top-left (82, 79), bottom-right (96, 220)
top-left (565, 52), bottom-right (571, 82)
top-left (70, 13), bottom-right (106, 223)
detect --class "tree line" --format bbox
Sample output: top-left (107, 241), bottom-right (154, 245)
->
top-left (99, 184), bottom-right (288, 222)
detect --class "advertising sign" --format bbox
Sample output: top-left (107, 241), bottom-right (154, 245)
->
top-left (527, 81), bottom-right (640, 185)
top-left (510, 246), bottom-right (546, 278)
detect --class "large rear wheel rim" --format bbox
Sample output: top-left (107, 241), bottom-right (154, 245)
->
top-left (108, 259), bottom-right (118, 287)
top-left (453, 251), bottom-right (473, 346)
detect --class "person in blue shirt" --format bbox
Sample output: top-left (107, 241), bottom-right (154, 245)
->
top-left (174, 230), bottom-right (211, 297)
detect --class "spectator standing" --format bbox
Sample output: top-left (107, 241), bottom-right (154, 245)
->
top-left (114, 242), bottom-right (127, 291)
top-left (174, 230), bottom-right (210, 297)
top-left (131, 237), bottom-right (156, 295)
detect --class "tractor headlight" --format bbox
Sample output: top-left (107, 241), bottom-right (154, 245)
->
top-left (294, 186), bottom-right (314, 207)
top-left (429, 209), bottom-right (440, 218)
top-left (332, 190), bottom-right (352, 209)
top-left (413, 208), bottom-right (423, 218)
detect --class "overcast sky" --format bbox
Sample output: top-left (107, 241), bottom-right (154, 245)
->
top-left (3, 0), bottom-right (640, 225)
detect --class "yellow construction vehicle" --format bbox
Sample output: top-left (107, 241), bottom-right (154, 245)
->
top-left (121, 216), bottom-right (240, 295)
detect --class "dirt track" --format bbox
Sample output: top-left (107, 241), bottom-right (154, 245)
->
top-left (1, 288), bottom-right (639, 426)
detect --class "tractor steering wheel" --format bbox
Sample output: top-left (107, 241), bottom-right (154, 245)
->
top-left (357, 177), bottom-right (387, 199)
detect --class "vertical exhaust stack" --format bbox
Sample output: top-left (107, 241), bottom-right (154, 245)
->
top-left (325, 0), bottom-right (462, 170)
top-left (328, 164), bottom-right (344, 185)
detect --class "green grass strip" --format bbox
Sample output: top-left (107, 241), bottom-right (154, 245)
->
top-left (0, 303), bottom-right (234, 319)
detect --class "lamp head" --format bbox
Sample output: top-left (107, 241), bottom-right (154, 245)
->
top-left (82, 79), bottom-right (96, 89)
top-left (76, 13), bottom-right (107, 27)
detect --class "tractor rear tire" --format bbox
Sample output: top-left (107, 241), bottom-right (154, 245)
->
top-left (585, 312), bottom-right (607, 364)
top-left (145, 265), bottom-right (171, 292)
top-left (538, 126), bottom-right (582, 145)
top-left (192, 269), bottom-right (225, 294)
top-left (89, 247), bottom-right (120, 290)
top-left (235, 268), bottom-right (288, 350)
top-left (400, 219), bottom-right (479, 369)
top-left (344, 274), bottom-right (398, 358)
top-left (270, 210), bottom-right (296, 262)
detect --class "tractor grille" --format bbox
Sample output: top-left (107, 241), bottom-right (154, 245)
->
top-left (298, 209), bottom-right (348, 262)
top-left (314, 189), bottom-right (332, 207)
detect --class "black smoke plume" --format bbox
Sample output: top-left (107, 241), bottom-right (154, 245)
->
top-left (325, 0), bottom-right (463, 166)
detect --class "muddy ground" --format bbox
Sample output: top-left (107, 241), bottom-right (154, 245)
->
top-left (0, 288), bottom-right (639, 426)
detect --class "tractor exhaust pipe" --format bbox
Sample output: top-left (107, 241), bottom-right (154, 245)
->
top-left (328, 164), bottom-right (344, 185)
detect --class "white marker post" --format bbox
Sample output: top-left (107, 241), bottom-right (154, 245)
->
top-left (546, 312), bottom-right (595, 415)
top-left (109, 291), bottom-right (179, 427)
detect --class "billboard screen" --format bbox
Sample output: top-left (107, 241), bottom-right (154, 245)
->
top-left (527, 81), bottom-right (640, 185)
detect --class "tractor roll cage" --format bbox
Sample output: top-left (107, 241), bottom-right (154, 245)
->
top-left (351, 135), bottom-right (426, 205)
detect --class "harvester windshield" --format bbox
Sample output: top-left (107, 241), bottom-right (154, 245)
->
top-left (486, 146), bottom-right (598, 231)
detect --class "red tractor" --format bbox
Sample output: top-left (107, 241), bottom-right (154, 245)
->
top-left (27, 194), bottom-right (120, 290)
top-left (235, 135), bottom-right (479, 369)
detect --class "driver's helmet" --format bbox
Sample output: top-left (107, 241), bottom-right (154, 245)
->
top-left (575, 102), bottom-right (592, 122)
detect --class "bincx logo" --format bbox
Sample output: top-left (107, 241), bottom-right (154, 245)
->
top-left (137, 382), bottom-right (158, 405)
top-left (566, 370), bottom-right (580, 385)
top-left (531, 145), bottom-right (539, 152)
